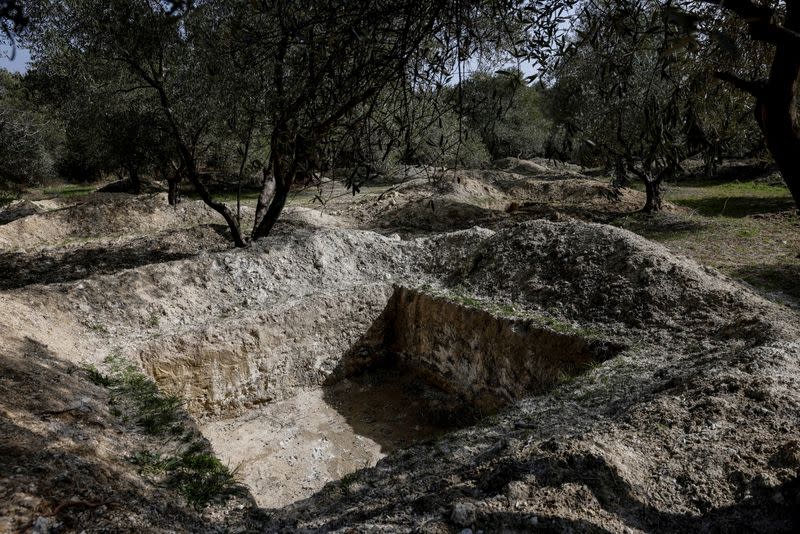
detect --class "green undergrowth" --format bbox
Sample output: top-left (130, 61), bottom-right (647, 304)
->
top-left (666, 180), bottom-right (793, 217)
top-left (127, 444), bottom-right (240, 507)
top-left (84, 353), bottom-right (240, 507)
top-left (39, 183), bottom-right (97, 198)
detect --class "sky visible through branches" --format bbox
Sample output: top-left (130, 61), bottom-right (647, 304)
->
top-left (0, 42), bottom-right (29, 72)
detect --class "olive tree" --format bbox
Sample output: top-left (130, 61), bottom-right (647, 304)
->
top-left (455, 70), bottom-right (551, 160)
top-left (547, 0), bottom-right (695, 211)
top-left (0, 68), bottom-right (59, 194)
top-left (667, 0), bottom-right (800, 208)
top-left (24, 0), bottom-right (576, 245)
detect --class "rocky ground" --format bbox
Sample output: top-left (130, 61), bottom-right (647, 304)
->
top-left (0, 161), bottom-right (798, 533)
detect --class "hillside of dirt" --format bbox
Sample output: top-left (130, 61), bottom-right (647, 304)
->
top-left (1, 161), bottom-right (798, 533)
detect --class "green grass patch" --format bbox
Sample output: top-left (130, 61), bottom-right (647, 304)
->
top-left (93, 354), bottom-right (184, 435)
top-left (666, 180), bottom-right (794, 218)
top-left (147, 313), bottom-right (161, 328)
top-left (127, 444), bottom-right (240, 507)
top-left (84, 363), bottom-right (115, 387)
top-left (611, 181), bottom-right (799, 308)
top-left (41, 184), bottom-right (97, 198)
top-left (88, 354), bottom-right (241, 507)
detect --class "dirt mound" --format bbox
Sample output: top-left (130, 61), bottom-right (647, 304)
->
top-left (494, 157), bottom-right (583, 176)
top-left (259, 222), bottom-right (800, 531)
top-left (493, 176), bottom-right (649, 211)
top-left (0, 193), bottom-right (229, 250)
top-left (493, 157), bottom-right (551, 175)
top-left (377, 198), bottom-right (503, 232)
top-left (0, 199), bottom-right (46, 224)
top-left (280, 206), bottom-right (348, 229)
top-left (277, 334), bottom-right (800, 531)
top-left (448, 220), bottom-right (793, 338)
top-left (392, 173), bottom-right (507, 200)
top-left (355, 168), bottom-right (677, 233)
top-left (2, 189), bottom-right (799, 532)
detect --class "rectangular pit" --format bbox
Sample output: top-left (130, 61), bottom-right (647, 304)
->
top-left (166, 286), bottom-right (620, 508)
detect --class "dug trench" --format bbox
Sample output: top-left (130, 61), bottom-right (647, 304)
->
top-left (138, 286), bottom-right (622, 509)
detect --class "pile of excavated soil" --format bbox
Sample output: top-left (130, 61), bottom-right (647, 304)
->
top-left (258, 224), bottom-right (800, 532)
top-left (0, 199), bottom-right (46, 224)
top-left (1, 179), bottom-right (798, 531)
top-left (494, 157), bottom-right (584, 176)
top-left (452, 220), bottom-right (793, 339)
top-left (344, 165), bottom-right (671, 233)
top-left (0, 193), bottom-right (231, 250)
top-left (0, 339), bottom-right (258, 533)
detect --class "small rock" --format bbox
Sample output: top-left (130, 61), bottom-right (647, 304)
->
top-left (451, 502), bottom-right (476, 526)
top-left (771, 440), bottom-right (800, 468)
top-left (32, 516), bottom-right (58, 534)
top-left (505, 481), bottom-right (529, 501)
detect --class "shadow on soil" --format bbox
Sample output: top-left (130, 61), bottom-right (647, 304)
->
top-left (733, 262), bottom-right (800, 302)
top-left (610, 212), bottom-right (710, 239)
top-left (274, 442), bottom-right (799, 533)
top-left (0, 337), bottom-right (256, 531)
top-left (0, 231), bottom-right (230, 290)
top-left (674, 195), bottom-right (796, 218)
top-left (322, 363), bottom-right (466, 454)
top-left (319, 300), bottom-right (475, 455)
top-left (274, 297), bottom-right (798, 532)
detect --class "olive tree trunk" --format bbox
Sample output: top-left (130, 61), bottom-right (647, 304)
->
top-left (712, 0), bottom-right (800, 210)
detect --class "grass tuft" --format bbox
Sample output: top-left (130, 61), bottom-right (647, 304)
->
top-left (91, 353), bottom-right (240, 507)
top-left (84, 364), bottom-right (114, 387)
top-left (128, 445), bottom-right (240, 507)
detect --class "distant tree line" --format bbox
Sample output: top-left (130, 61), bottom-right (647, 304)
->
top-left (2, 0), bottom-right (798, 235)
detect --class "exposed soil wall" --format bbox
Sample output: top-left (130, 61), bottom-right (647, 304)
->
top-left (383, 288), bottom-right (621, 411)
top-left (137, 285), bottom-right (395, 417)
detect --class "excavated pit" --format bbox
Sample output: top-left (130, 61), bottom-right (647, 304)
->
top-left (149, 287), bottom-right (621, 509)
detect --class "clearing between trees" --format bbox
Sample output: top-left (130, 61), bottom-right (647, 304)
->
top-left (1, 160), bottom-right (798, 533)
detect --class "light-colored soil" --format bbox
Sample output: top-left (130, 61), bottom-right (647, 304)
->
top-left (202, 367), bottom-right (457, 509)
top-left (1, 159), bottom-right (798, 532)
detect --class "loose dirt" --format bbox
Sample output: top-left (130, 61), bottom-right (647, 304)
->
top-left (202, 366), bottom-right (459, 509)
top-left (1, 159), bottom-right (798, 533)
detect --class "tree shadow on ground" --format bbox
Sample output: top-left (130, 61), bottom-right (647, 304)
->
top-left (273, 440), bottom-right (799, 533)
top-left (0, 336), bottom-right (257, 532)
top-left (0, 232), bottom-right (227, 290)
top-left (733, 262), bottom-right (800, 302)
top-left (471, 453), bottom-right (799, 533)
top-left (678, 160), bottom-right (778, 185)
top-left (605, 212), bottom-right (710, 241)
top-left (673, 196), bottom-right (796, 218)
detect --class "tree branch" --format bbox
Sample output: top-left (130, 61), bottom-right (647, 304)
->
top-left (701, 0), bottom-right (800, 47)
top-left (713, 71), bottom-right (767, 97)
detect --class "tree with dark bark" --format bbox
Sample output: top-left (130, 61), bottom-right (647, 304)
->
top-left (22, 0), bottom-right (575, 246)
top-left (669, 0), bottom-right (800, 210)
top-left (547, 0), bottom-right (692, 212)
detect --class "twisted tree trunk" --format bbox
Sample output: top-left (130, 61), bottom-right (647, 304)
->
top-left (754, 44), bottom-right (800, 208)
top-left (252, 129), bottom-right (297, 240)
top-left (643, 175), bottom-right (663, 213)
top-left (710, 0), bottom-right (800, 210)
